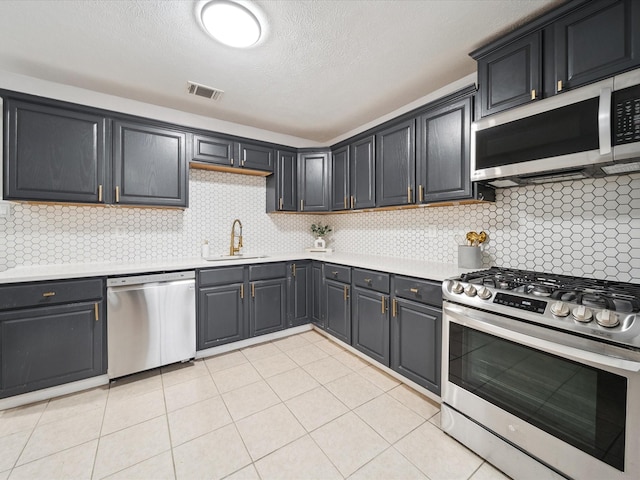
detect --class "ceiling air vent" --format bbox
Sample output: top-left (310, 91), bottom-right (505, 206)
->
top-left (187, 81), bottom-right (224, 101)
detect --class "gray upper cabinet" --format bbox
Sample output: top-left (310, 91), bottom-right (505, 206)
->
top-left (237, 141), bottom-right (274, 172)
top-left (298, 151), bottom-right (330, 212)
top-left (266, 149), bottom-right (297, 212)
top-left (330, 146), bottom-right (350, 211)
top-left (375, 119), bottom-right (416, 207)
top-left (350, 136), bottom-right (375, 209)
top-left (4, 98), bottom-right (108, 204)
top-left (112, 120), bottom-right (188, 207)
top-left (192, 134), bottom-right (234, 167)
top-left (548, 0), bottom-right (640, 95)
top-left (476, 32), bottom-right (541, 117)
top-left (417, 96), bottom-right (472, 203)
top-left (192, 134), bottom-right (273, 173)
top-left (475, 0), bottom-right (640, 117)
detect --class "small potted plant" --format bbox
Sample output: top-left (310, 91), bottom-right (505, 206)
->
top-left (311, 223), bottom-right (332, 249)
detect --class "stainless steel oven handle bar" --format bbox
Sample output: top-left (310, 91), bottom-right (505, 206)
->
top-left (444, 303), bottom-right (640, 373)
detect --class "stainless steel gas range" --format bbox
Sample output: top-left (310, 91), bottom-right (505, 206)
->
top-left (441, 267), bottom-right (640, 480)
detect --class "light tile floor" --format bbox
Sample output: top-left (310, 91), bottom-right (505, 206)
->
top-left (0, 330), bottom-right (511, 480)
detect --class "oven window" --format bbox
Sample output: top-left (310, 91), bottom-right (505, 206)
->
top-left (475, 97), bottom-right (599, 169)
top-left (449, 323), bottom-right (626, 471)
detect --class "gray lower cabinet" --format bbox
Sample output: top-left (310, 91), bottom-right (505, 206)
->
top-left (287, 261), bottom-right (311, 327)
top-left (391, 276), bottom-right (442, 394)
top-left (0, 278), bottom-right (106, 399)
top-left (197, 266), bottom-right (246, 350)
top-left (112, 120), bottom-right (188, 207)
top-left (311, 262), bottom-right (324, 328)
top-left (249, 263), bottom-right (287, 337)
top-left (351, 268), bottom-right (391, 366)
top-left (351, 287), bottom-right (390, 366)
top-left (325, 278), bottom-right (351, 344)
top-left (4, 97), bottom-right (108, 204)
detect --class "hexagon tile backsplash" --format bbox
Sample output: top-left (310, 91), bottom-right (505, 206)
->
top-left (0, 170), bottom-right (638, 283)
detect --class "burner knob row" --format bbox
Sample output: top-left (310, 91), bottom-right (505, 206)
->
top-left (449, 281), bottom-right (492, 300)
top-left (550, 302), bottom-right (620, 328)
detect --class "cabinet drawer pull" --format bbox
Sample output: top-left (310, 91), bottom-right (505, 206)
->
top-left (344, 285), bottom-right (349, 301)
top-left (364, 278), bottom-right (372, 284)
top-left (531, 89), bottom-right (536, 100)
top-left (115, 186), bottom-right (120, 203)
top-left (557, 80), bottom-right (563, 92)
top-left (94, 303), bottom-right (99, 321)
top-left (279, 197), bottom-right (283, 210)
top-left (419, 185), bottom-right (424, 203)
top-left (332, 271), bottom-right (339, 276)
top-left (392, 298), bottom-right (397, 317)
top-left (42, 291), bottom-right (56, 297)
top-left (240, 284), bottom-right (244, 299)
top-left (381, 296), bottom-right (386, 313)
top-left (251, 283), bottom-right (255, 298)
top-left (98, 184), bottom-right (103, 202)
top-left (410, 288), bottom-right (419, 294)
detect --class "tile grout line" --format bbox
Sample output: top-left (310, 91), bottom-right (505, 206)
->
top-left (8, 399), bottom-right (49, 476)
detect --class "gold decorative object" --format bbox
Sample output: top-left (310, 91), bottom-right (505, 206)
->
top-left (465, 231), bottom-right (488, 247)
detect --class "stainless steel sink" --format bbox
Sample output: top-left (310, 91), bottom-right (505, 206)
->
top-left (203, 254), bottom-right (267, 262)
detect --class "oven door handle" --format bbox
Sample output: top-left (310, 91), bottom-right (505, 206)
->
top-left (445, 303), bottom-right (640, 373)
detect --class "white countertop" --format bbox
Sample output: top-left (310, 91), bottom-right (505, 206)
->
top-left (0, 252), bottom-right (476, 284)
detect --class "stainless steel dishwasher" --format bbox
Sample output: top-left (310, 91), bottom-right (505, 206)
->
top-left (106, 271), bottom-right (196, 379)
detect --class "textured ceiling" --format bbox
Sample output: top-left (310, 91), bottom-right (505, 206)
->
top-left (0, 0), bottom-right (562, 143)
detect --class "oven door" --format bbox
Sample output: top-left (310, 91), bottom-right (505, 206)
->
top-left (442, 301), bottom-right (640, 480)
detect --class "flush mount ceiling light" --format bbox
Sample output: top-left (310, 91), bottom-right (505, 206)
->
top-left (200, 1), bottom-right (262, 48)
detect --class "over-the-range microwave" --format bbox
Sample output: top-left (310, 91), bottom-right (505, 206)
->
top-left (471, 68), bottom-right (640, 187)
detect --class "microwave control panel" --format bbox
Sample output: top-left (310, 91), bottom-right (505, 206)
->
top-left (614, 85), bottom-right (640, 145)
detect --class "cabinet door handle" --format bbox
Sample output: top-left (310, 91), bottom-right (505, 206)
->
top-left (230, 158), bottom-right (234, 166)
top-left (531, 89), bottom-right (537, 100)
top-left (392, 298), bottom-right (397, 317)
top-left (251, 283), bottom-right (255, 298)
top-left (381, 296), bottom-right (386, 313)
top-left (98, 184), bottom-right (103, 202)
top-left (240, 284), bottom-right (244, 299)
top-left (557, 80), bottom-right (563, 92)
top-left (419, 185), bottom-right (424, 203)
top-left (279, 197), bottom-right (283, 210)
top-left (344, 196), bottom-right (348, 209)
top-left (407, 186), bottom-right (412, 203)
top-left (350, 195), bottom-right (355, 209)
top-left (410, 288), bottom-right (419, 294)
top-left (42, 291), bottom-right (56, 297)
top-left (94, 303), bottom-right (99, 321)
top-left (300, 199), bottom-right (304, 211)
top-left (241, 158), bottom-right (245, 167)
top-left (344, 285), bottom-right (349, 301)
top-left (292, 263), bottom-right (296, 277)
top-left (115, 186), bottom-right (120, 203)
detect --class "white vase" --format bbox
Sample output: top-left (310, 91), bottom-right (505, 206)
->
top-left (314, 237), bottom-right (326, 249)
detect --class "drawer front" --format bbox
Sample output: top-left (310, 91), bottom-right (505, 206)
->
top-left (324, 263), bottom-right (351, 283)
top-left (352, 268), bottom-right (390, 294)
top-left (249, 262), bottom-right (287, 281)
top-left (199, 266), bottom-right (244, 287)
top-left (393, 276), bottom-right (442, 307)
top-left (0, 278), bottom-right (104, 311)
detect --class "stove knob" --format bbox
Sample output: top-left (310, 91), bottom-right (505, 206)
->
top-left (464, 285), bottom-right (477, 297)
top-left (451, 281), bottom-right (464, 294)
top-left (550, 301), bottom-right (570, 317)
top-left (572, 305), bottom-right (593, 323)
top-left (477, 287), bottom-right (492, 300)
top-left (596, 310), bottom-right (619, 328)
